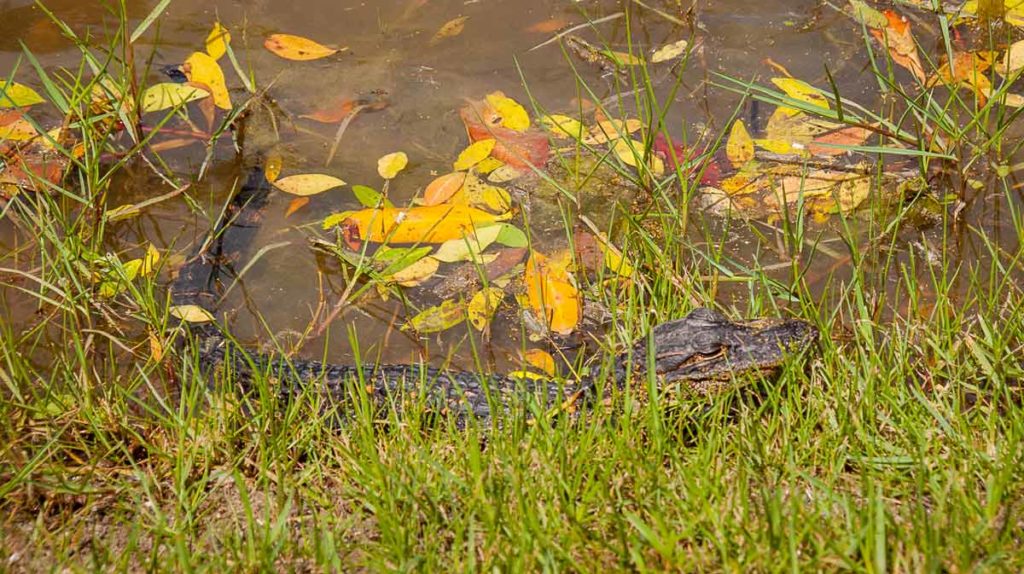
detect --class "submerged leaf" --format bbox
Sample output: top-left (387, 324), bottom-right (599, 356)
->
top-left (651, 39), bottom-right (689, 63)
top-left (430, 16), bottom-right (469, 45)
top-left (468, 287), bottom-right (504, 331)
top-left (404, 299), bottom-right (465, 333)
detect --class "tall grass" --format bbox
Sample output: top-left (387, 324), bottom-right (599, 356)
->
top-left (1, 1), bottom-right (1023, 571)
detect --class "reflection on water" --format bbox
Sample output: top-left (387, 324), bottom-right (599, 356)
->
top-left (1, 0), bottom-right (1021, 372)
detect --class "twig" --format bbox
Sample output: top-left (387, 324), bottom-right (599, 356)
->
top-left (325, 104), bottom-right (366, 167)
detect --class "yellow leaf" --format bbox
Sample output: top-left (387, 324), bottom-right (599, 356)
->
top-left (272, 173), bottom-right (346, 196)
top-left (0, 80), bottom-right (44, 108)
top-left (390, 255), bottom-right (440, 287)
top-left (265, 151), bottom-right (283, 183)
top-left (523, 348), bottom-right (556, 376)
top-left (183, 52), bottom-right (230, 109)
top-left (726, 120), bottom-right (755, 168)
top-left (450, 172), bottom-right (512, 214)
top-left (487, 164), bottom-right (524, 183)
top-left (468, 287), bottom-right (504, 330)
top-left (377, 151), bottom-right (408, 179)
top-left (149, 332), bottom-right (165, 362)
top-left (590, 232), bottom-right (633, 278)
top-left (770, 77), bottom-right (831, 110)
top-left (611, 139), bottom-right (642, 167)
top-left (433, 224), bottom-right (503, 263)
top-left (485, 91), bottom-right (530, 131)
top-left (264, 33), bottom-right (341, 61)
top-left (140, 83), bottom-right (209, 112)
top-left (140, 244), bottom-right (160, 276)
top-left (651, 39), bottom-right (689, 63)
top-left (582, 119), bottom-right (643, 145)
top-left (205, 22), bottom-right (231, 60)
top-left (539, 114), bottom-right (584, 139)
top-left (0, 116), bottom-right (37, 141)
top-left (404, 299), bottom-right (465, 333)
top-left (474, 157), bottom-right (504, 174)
top-left (339, 204), bottom-right (512, 244)
top-left (430, 16), bottom-right (469, 45)
top-left (602, 49), bottom-right (643, 66)
top-left (170, 304), bottom-right (214, 323)
top-left (524, 250), bottom-right (580, 335)
top-left (453, 138), bottom-right (496, 170)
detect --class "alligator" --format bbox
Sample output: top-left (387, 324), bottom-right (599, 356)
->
top-left (170, 168), bottom-right (819, 426)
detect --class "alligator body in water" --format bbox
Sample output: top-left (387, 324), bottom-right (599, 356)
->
top-left (171, 168), bottom-right (818, 426)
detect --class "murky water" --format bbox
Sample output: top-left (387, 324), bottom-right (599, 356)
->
top-left (1, 0), bottom-right (1022, 373)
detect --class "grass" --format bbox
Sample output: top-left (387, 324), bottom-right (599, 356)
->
top-left (2, 0), bottom-right (1024, 571)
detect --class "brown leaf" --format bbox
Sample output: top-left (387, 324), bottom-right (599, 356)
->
top-left (430, 16), bottom-right (468, 45)
top-left (526, 18), bottom-right (572, 33)
top-left (300, 98), bottom-right (358, 123)
top-left (285, 197), bottom-right (309, 217)
top-left (870, 10), bottom-right (926, 83)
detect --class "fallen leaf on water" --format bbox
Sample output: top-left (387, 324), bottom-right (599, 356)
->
top-left (450, 172), bottom-right (511, 214)
top-left (149, 332), bottom-right (165, 362)
top-left (726, 119), bottom-right (754, 168)
top-left (377, 151), bottom-right (408, 179)
top-left (870, 10), bottom-right (926, 83)
top-left (433, 224), bottom-right (503, 263)
top-left (0, 112), bottom-right (38, 141)
top-left (337, 204), bottom-right (512, 244)
top-left (525, 17), bottom-right (571, 33)
top-left (390, 255), bottom-right (440, 287)
top-left (265, 153), bottom-right (283, 184)
top-left (493, 223), bottom-right (527, 247)
top-left (273, 173), bottom-right (346, 196)
top-left (300, 98), bottom-right (357, 123)
top-left (430, 16), bottom-right (468, 45)
top-left (468, 287), bottom-right (504, 330)
top-left (140, 244), bottom-right (161, 276)
top-left (651, 39), bottom-right (689, 63)
top-left (611, 139), bottom-right (643, 167)
top-left (423, 171), bottom-right (467, 205)
top-left (453, 138), bottom-right (496, 170)
top-left (485, 91), bottom-right (530, 131)
top-left (264, 33), bottom-right (342, 61)
top-left (768, 169), bottom-right (872, 217)
top-left (285, 197), bottom-right (309, 217)
top-left (524, 250), bottom-right (580, 335)
top-left (487, 164), bottom-right (523, 183)
top-left (807, 125), bottom-right (874, 156)
top-left (523, 348), bottom-right (556, 376)
top-left (582, 119), bottom-right (643, 145)
top-left (848, 0), bottom-right (888, 28)
top-left (352, 184), bottom-right (394, 208)
top-left (183, 52), bottom-right (231, 109)
top-left (0, 79), bottom-right (44, 108)
top-left (998, 39), bottom-right (1024, 77)
top-left (170, 304), bottom-right (214, 323)
top-left (474, 157), bottom-right (503, 174)
top-left (404, 299), bottom-right (465, 332)
top-left (540, 114), bottom-right (584, 139)
top-left (205, 22), bottom-right (231, 60)
top-left (140, 82), bottom-right (209, 112)
top-left (771, 77), bottom-right (831, 110)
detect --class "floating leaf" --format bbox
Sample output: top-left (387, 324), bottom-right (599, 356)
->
top-left (610, 139), bottom-right (643, 167)
top-left (998, 39), bottom-right (1024, 77)
top-left (433, 224), bottom-right (503, 263)
top-left (807, 125), bottom-right (874, 156)
top-left (468, 287), bottom-right (504, 330)
top-left (493, 223), bottom-right (528, 247)
top-left (524, 250), bottom-right (580, 335)
top-left (474, 157), bottom-right (503, 174)
top-left (768, 169), bottom-right (872, 217)
top-left (377, 151), bottom-right (408, 179)
top-left (651, 39), bottom-right (689, 63)
top-left (771, 77), bottom-right (831, 110)
top-left (264, 33), bottom-right (342, 60)
top-left (285, 197), bottom-right (309, 217)
top-left (451, 172), bottom-right (512, 213)
top-left (183, 52), bottom-right (230, 109)
top-left (140, 244), bottom-right (160, 276)
top-left (870, 10), bottom-right (925, 83)
top-left (726, 120), bottom-right (754, 168)
top-left (430, 16), bottom-right (468, 45)
top-left (404, 299), bottom-right (465, 333)
top-left (170, 304), bottom-right (214, 323)
top-left (0, 80), bottom-right (44, 108)
top-left (265, 151), bottom-right (283, 183)
top-left (423, 171), bottom-right (467, 205)
top-left (848, 0), bottom-right (888, 28)
top-left (352, 184), bottom-right (394, 208)
top-left (523, 348), bottom-right (556, 376)
top-left (337, 204), bottom-right (512, 244)
top-left (453, 138), bottom-right (496, 170)
top-left (487, 164), bottom-right (524, 183)
top-left (0, 113), bottom-right (37, 141)
top-left (539, 114), bottom-right (584, 139)
top-left (205, 22), bottom-right (231, 60)
top-left (390, 255), bottom-right (440, 287)
top-left (485, 91), bottom-right (530, 131)
top-left (273, 173), bottom-right (346, 196)
top-left (582, 119), bottom-right (643, 145)
top-left (601, 49), bottom-right (643, 66)
top-left (140, 82), bottom-right (209, 112)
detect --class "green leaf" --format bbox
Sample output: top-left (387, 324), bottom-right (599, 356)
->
top-left (494, 223), bottom-right (528, 247)
top-left (352, 184), bottom-right (394, 208)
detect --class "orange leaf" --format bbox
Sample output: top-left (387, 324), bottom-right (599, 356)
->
top-left (422, 171), bottom-right (467, 205)
top-left (285, 197), bottom-right (309, 217)
top-left (870, 10), bottom-right (926, 83)
top-left (300, 98), bottom-right (357, 123)
top-left (264, 33), bottom-right (342, 61)
top-left (337, 204), bottom-right (512, 244)
top-left (807, 125), bottom-right (874, 156)
top-left (525, 18), bottom-right (572, 33)
top-left (524, 251), bottom-right (580, 335)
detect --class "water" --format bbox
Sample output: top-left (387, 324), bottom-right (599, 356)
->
top-left (1, 0), bottom-right (1021, 373)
